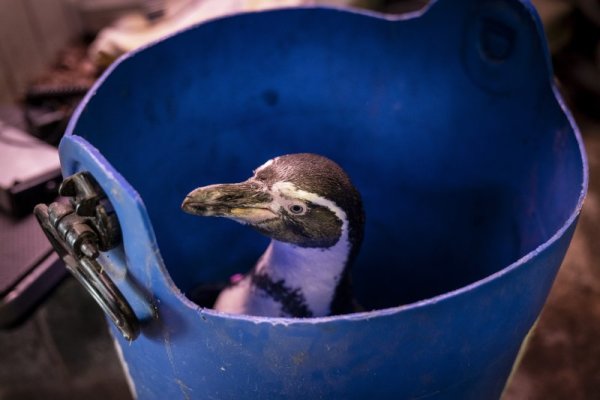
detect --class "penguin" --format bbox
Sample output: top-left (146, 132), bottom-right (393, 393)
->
top-left (181, 153), bottom-right (364, 318)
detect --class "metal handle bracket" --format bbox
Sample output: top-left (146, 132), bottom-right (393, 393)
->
top-left (34, 172), bottom-right (140, 341)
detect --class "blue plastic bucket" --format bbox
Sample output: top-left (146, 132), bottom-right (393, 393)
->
top-left (58, 0), bottom-right (587, 398)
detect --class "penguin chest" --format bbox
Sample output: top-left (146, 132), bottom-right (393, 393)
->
top-left (213, 276), bottom-right (283, 317)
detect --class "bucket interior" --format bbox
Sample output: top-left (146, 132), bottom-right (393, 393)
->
top-left (71, 9), bottom-right (584, 310)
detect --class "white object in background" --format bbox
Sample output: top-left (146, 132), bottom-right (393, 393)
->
top-left (88, 0), bottom-right (368, 67)
top-left (0, 122), bottom-right (59, 190)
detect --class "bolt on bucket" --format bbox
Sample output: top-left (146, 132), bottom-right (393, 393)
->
top-left (35, 0), bottom-right (587, 398)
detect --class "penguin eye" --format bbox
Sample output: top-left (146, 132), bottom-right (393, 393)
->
top-left (288, 204), bottom-right (305, 214)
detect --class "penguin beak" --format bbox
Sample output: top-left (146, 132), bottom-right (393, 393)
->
top-left (182, 182), bottom-right (276, 225)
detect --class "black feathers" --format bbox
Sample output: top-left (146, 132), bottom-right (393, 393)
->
top-left (251, 272), bottom-right (313, 318)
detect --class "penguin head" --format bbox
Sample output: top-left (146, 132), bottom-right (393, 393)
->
top-left (182, 153), bottom-right (364, 249)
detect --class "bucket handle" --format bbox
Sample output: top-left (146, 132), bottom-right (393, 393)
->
top-left (34, 172), bottom-right (140, 341)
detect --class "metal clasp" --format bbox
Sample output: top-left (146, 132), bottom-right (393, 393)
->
top-left (34, 172), bottom-right (140, 340)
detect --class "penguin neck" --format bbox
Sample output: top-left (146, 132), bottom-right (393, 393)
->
top-left (254, 225), bottom-right (351, 317)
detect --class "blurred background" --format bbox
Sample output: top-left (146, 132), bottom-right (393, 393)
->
top-left (0, 0), bottom-right (598, 399)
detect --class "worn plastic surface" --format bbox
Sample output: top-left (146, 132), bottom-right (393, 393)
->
top-left (59, 0), bottom-right (587, 398)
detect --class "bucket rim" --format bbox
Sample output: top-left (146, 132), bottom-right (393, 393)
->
top-left (63, 2), bottom-right (589, 326)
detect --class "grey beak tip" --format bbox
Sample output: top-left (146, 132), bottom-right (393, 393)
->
top-left (181, 196), bottom-right (194, 211)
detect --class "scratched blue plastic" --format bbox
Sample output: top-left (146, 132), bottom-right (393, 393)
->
top-left (59, 0), bottom-right (587, 398)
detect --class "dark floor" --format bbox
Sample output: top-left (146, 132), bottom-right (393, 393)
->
top-left (503, 114), bottom-right (600, 400)
top-left (0, 279), bottom-right (132, 400)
